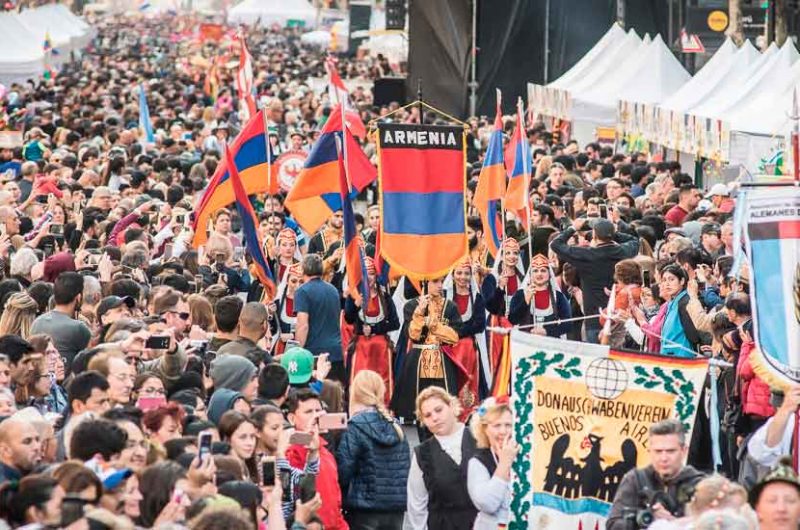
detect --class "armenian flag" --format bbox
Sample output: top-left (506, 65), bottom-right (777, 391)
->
top-left (225, 144), bottom-right (276, 300)
top-left (504, 99), bottom-right (531, 222)
top-left (284, 106), bottom-right (375, 235)
top-left (376, 122), bottom-right (468, 279)
top-left (337, 137), bottom-right (370, 305)
top-left (473, 90), bottom-right (506, 258)
top-left (192, 109), bottom-right (277, 247)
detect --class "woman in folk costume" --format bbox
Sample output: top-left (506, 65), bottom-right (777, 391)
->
top-left (508, 253), bottom-right (572, 338)
top-left (250, 227), bottom-right (299, 303)
top-left (443, 258), bottom-right (488, 414)
top-left (269, 262), bottom-right (303, 356)
top-left (390, 276), bottom-right (466, 430)
top-left (344, 256), bottom-right (400, 403)
top-left (480, 238), bottom-right (526, 381)
top-left (271, 227), bottom-right (300, 283)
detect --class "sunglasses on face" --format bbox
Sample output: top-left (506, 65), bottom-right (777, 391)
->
top-left (162, 310), bottom-right (190, 320)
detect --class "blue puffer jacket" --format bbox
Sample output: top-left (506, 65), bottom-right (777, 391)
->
top-left (335, 408), bottom-right (410, 511)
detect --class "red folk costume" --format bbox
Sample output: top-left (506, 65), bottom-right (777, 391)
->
top-left (444, 259), bottom-right (488, 418)
top-left (343, 257), bottom-right (400, 403)
top-left (483, 238), bottom-right (525, 380)
top-left (271, 228), bottom-right (300, 284)
top-left (272, 262), bottom-right (303, 356)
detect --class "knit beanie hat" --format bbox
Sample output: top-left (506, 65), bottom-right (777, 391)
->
top-left (210, 354), bottom-right (257, 392)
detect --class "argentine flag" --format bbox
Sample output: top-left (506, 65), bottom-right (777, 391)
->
top-left (138, 83), bottom-right (155, 145)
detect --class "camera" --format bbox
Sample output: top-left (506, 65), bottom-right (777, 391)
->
top-left (622, 487), bottom-right (681, 529)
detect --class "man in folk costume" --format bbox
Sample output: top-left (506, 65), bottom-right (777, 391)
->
top-left (480, 238), bottom-right (525, 376)
top-left (390, 276), bottom-right (466, 429)
top-left (443, 258), bottom-right (488, 415)
top-left (343, 256), bottom-right (400, 402)
top-left (466, 215), bottom-right (493, 283)
top-left (508, 253), bottom-right (572, 338)
top-left (269, 262), bottom-right (303, 356)
top-left (308, 210), bottom-right (344, 256)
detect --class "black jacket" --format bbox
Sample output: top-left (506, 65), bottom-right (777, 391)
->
top-left (550, 227), bottom-right (640, 318)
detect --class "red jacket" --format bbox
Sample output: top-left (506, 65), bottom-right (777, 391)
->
top-left (737, 340), bottom-right (775, 418)
top-left (286, 439), bottom-right (348, 530)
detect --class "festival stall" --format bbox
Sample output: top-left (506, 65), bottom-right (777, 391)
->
top-left (617, 38), bottom-right (760, 170)
top-left (0, 12), bottom-right (45, 84)
top-left (569, 34), bottom-right (690, 146)
top-left (228, 0), bottom-right (316, 29)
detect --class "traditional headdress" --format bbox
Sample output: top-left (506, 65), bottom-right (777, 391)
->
top-left (502, 238), bottom-right (520, 252)
top-left (530, 254), bottom-right (550, 270)
top-left (276, 228), bottom-right (297, 246)
top-left (287, 262), bottom-right (303, 279)
top-left (454, 257), bottom-right (472, 272)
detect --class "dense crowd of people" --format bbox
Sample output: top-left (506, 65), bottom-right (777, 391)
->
top-left (0, 8), bottom-right (795, 530)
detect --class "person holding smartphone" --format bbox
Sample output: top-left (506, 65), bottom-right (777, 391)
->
top-left (286, 388), bottom-right (346, 530)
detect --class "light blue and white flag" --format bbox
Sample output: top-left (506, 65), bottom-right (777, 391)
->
top-left (138, 83), bottom-right (155, 145)
top-left (743, 186), bottom-right (800, 385)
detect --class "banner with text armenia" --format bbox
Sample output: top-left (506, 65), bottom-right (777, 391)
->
top-left (376, 123), bottom-right (468, 280)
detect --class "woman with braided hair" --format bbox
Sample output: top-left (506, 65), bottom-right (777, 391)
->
top-left (336, 369), bottom-right (410, 530)
top-left (0, 291), bottom-right (38, 339)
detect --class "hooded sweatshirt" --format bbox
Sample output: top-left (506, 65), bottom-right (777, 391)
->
top-left (209, 355), bottom-right (256, 393)
top-left (208, 388), bottom-right (244, 426)
top-left (335, 408), bottom-right (411, 511)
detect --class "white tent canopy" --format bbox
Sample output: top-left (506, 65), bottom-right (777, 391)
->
top-left (659, 38), bottom-right (739, 112)
top-left (228, 0), bottom-right (316, 28)
top-left (15, 5), bottom-right (84, 60)
top-left (549, 23), bottom-right (626, 90)
top-left (727, 53), bottom-right (800, 135)
top-left (0, 12), bottom-right (44, 84)
top-left (571, 34), bottom-right (689, 125)
top-left (691, 41), bottom-right (796, 120)
top-left (617, 35), bottom-right (690, 104)
top-left (47, 3), bottom-right (94, 47)
top-left (565, 29), bottom-right (643, 97)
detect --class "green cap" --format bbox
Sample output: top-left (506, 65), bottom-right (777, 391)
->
top-left (280, 347), bottom-right (314, 385)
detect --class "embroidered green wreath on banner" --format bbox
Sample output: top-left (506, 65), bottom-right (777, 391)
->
top-left (510, 352), bottom-right (582, 530)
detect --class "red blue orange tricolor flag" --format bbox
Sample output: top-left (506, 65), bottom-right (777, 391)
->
top-left (284, 106), bottom-right (375, 235)
top-left (504, 99), bottom-right (531, 222)
top-left (376, 122), bottom-right (468, 279)
top-left (192, 109), bottom-right (277, 247)
top-left (337, 138), bottom-right (370, 305)
top-left (225, 144), bottom-right (276, 300)
top-left (473, 90), bottom-right (506, 258)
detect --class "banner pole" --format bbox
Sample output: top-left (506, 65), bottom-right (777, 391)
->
top-left (417, 78), bottom-right (424, 124)
top-left (262, 109), bottom-right (273, 205)
top-left (519, 97), bottom-right (534, 269)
